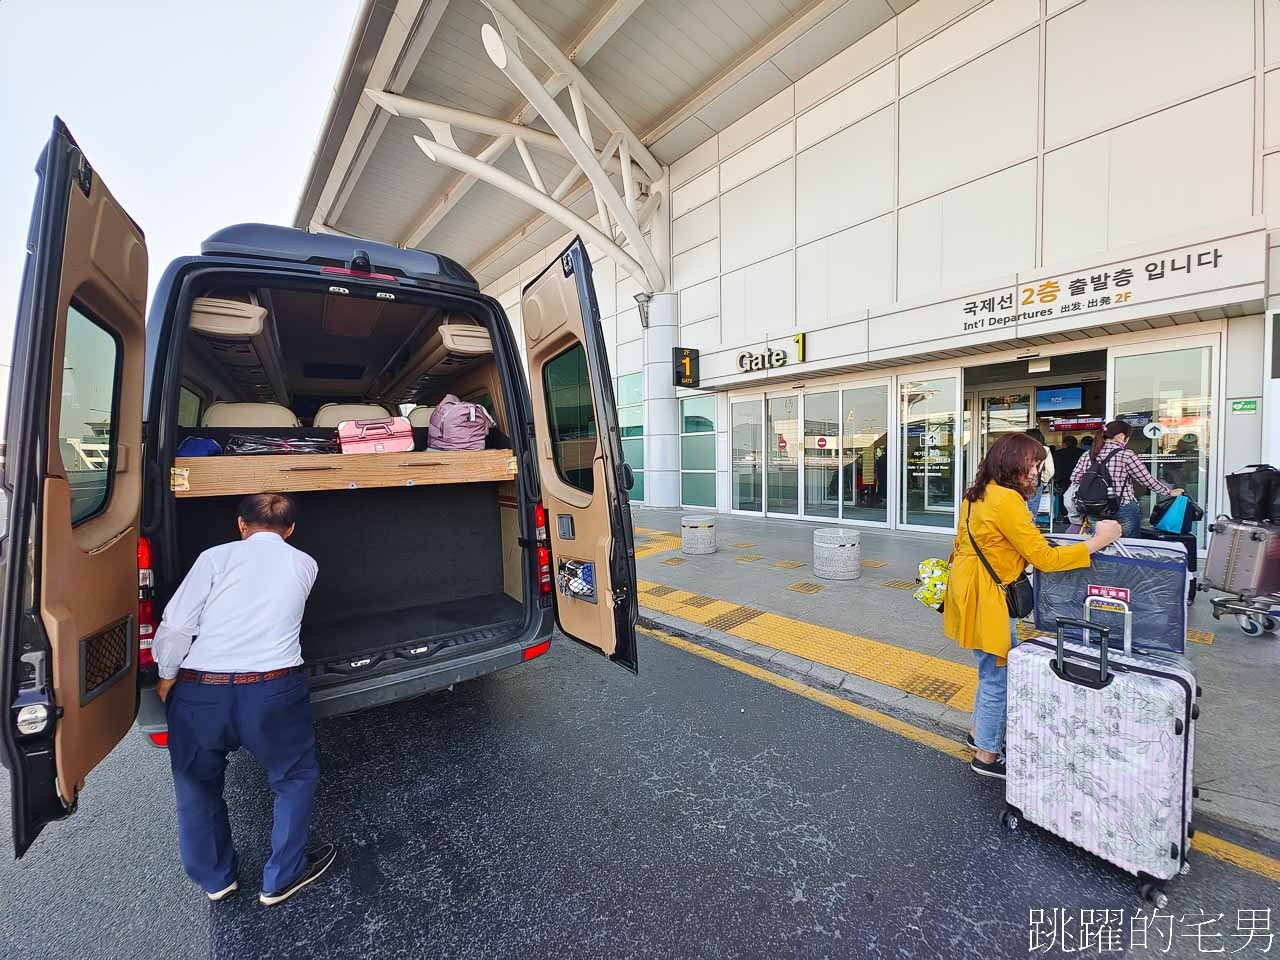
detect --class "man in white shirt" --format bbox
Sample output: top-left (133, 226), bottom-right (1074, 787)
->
top-left (153, 492), bottom-right (336, 906)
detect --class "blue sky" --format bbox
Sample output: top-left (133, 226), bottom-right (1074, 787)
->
top-left (0, 0), bottom-right (362, 370)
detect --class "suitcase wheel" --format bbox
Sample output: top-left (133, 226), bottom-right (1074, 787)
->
top-left (1238, 615), bottom-right (1266, 637)
top-left (1139, 881), bottom-right (1169, 909)
top-left (1000, 806), bottom-right (1021, 832)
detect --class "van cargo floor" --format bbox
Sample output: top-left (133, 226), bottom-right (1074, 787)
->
top-left (302, 593), bottom-right (523, 664)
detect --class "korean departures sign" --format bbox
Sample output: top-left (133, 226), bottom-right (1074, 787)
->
top-left (957, 234), bottom-right (1261, 336)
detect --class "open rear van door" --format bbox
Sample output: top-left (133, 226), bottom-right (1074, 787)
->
top-left (521, 240), bottom-right (638, 672)
top-left (0, 119), bottom-right (148, 856)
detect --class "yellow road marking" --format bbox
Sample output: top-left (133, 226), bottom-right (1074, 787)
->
top-left (636, 578), bottom-right (979, 711)
top-left (643, 626), bottom-right (1280, 886)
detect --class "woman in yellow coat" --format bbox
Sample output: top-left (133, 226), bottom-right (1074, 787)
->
top-left (945, 433), bottom-right (1121, 779)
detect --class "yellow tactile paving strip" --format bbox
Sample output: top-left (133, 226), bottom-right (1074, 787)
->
top-left (637, 578), bottom-right (979, 712)
top-left (633, 532), bottom-right (683, 560)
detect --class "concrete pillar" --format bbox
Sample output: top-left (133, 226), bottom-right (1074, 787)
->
top-left (642, 173), bottom-right (680, 507)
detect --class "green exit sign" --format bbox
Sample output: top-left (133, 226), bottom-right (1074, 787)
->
top-left (1231, 398), bottom-right (1259, 414)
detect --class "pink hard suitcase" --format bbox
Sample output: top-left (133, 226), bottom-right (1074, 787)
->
top-left (1004, 598), bottom-right (1198, 908)
top-left (337, 416), bottom-right (414, 454)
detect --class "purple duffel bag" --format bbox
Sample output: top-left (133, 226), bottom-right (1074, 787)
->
top-left (427, 394), bottom-right (495, 450)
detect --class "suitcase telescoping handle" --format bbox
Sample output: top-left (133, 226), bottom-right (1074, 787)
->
top-left (354, 418), bottom-right (395, 438)
top-left (1084, 595), bottom-right (1132, 654)
top-left (1053, 616), bottom-right (1111, 687)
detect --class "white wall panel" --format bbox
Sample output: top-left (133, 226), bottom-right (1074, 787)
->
top-left (1045, 0), bottom-right (1254, 149)
top-left (679, 277), bottom-right (720, 325)
top-left (795, 20), bottom-right (896, 111)
top-left (720, 269), bottom-right (746, 344)
top-left (720, 160), bottom-right (795, 273)
top-left (1266, 70), bottom-right (1280, 148)
top-left (899, 30), bottom-right (1038, 204)
top-left (897, 194), bottom-right (945, 298)
top-left (1265, 153), bottom-right (1280, 226)
top-left (900, 0), bottom-right (1038, 94)
top-left (1107, 82), bottom-right (1254, 250)
top-left (719, 122), bottom-right (795, 192)
top-left (796, 63), bottom-right (895, 150)
top-left (616, 273), bottom-right (643, 310)
top-left (1269, 0), bottom-right (1280, 66)
top-left (671, 136), bottom-right (718, 188)
top-left (796, 106), bottom-right (895, 244)
top-left (719, 88), bottom-right (795, 158)
top-left (673, 238), bottom-right (721, 290)
top-left (591, 257), bottom-right (617, 318)
top-left (673, 200), bottom-right (720, 256)
top-left (672, 167), bottom-right (719, 218)
top-left (615, 338), bottom-right (644, 374)
top-left (796, 214), bottom-right (894, 329)
top-left (897, 0), bottom-right (982, 50)
top-left (1042, 134), bottom-right (1110, 265)
top-left (617, 305), bottom-right (643, 345)
top-left (679, 317), bottom-right (721, 351)
top-left (720, 252), bottom-right (796, 344)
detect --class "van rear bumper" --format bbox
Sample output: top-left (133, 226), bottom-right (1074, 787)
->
top-left (136, 617), bottom-right (554, 742)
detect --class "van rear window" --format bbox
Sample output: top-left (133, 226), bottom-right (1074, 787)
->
top-left (542, 344), bottom-right (596, 494)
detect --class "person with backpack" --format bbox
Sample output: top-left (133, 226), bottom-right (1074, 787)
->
top-left (1068, 419), bottom-right (1183, 536)
top-left (945, 434), bottom-right (1122, 779)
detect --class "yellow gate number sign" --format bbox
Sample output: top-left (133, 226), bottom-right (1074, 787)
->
top-left (792, 332), bottom-right (806, 364)
top-left (673, 347), bottom-right (700, 388)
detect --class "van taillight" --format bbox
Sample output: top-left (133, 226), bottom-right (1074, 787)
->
top-left (138, 536), bottom-right (156, 668)
top-left (534, 502), bottom-right (551, 595)
top-left (149, 732), bottom-right (169, 748)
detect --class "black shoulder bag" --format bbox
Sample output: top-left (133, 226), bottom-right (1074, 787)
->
top-left (965, 504), bottom-right (1035, 619)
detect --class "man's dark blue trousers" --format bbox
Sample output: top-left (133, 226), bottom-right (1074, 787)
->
top-left (166, 670), bottom-right (319, 893)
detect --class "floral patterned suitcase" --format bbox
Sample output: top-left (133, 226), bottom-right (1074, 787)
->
top-left (1003, 608), bottom-right (1198, 908)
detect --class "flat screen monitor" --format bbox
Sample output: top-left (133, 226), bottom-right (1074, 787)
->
top-left (1036, 385), bottom-right (1082, 413)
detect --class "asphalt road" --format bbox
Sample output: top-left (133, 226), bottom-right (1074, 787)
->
top-left (2, 630), bottom-right (1276, 959)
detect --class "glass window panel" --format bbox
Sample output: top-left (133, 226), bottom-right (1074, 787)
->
top-left (1114, 346), bottom-right (1213, 546)
top-left (616, 372), bottom-right (643, 406)
top-left (841, 384), bottom-right (889, 523)
top-left (900, 377), bottom-right (957, 528)
top-left (622, 438), bottom-right (645, 469)
top-left (680, 434), bottom-right (715, 471)
top-left (542, 344), bottom-right (596, 493)
top-left (731, 400), bottom-right (763, 512)
top-left (803, 391), bottom-right (839, 519)
top-left (680, 395), bottom-right (716, 434)
top-left (178, 386), bottom-right (201, 428)
top-left (767, 396), bottom-right (799, 515)
top-left (619, 404), bottom-right (643, 437)
top-left (681, 471), bottom-right (716, 507)
top-left (630, 470), bottom-right (644, 502)
top-left (59, 304), bottom-right (120, 524)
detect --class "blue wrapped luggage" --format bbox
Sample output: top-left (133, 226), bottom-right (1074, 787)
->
top-left (1032, 534), bottom-right (1188, 654)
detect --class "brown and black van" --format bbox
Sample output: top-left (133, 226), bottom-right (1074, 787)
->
top-left (0, 119), bottom-right (638, 857)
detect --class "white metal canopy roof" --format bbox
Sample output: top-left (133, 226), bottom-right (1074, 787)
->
top-left (297, 0), bottom-right (919, 288)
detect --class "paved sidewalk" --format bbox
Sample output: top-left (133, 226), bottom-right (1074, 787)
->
top-left (630, 506), bottom-right (1280, 842)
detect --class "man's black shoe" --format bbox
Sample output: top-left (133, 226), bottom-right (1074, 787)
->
top-left (970, 755), bottom-right (1007, 780)
top-left (259, 843), bottom-right (337, 906)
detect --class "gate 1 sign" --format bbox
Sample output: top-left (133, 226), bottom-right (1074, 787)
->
top-left (673, 347), bottom-right (700, 388)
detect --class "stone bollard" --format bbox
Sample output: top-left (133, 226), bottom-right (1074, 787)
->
top-left (681, 516), bottom-right (717, 555)
top-left (812, 528), bottom-right (861, 580)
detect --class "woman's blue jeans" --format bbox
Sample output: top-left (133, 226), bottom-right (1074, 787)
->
top-left (972, 620), bottom-right (1019, 754)
top-left (1115, 499), bottom-right (1142, 537)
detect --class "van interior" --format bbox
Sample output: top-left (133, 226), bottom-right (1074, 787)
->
top-left (170, 282), bottom-right (527, 672)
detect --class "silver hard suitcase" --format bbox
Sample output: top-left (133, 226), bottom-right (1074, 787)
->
top-left (1203, 518), bottom-right (1280, 598)
top-left (1004, 599), bottom-right (1198, 907)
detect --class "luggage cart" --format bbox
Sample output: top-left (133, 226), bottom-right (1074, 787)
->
top-left (1207, 591), bottom-right (1280, 637)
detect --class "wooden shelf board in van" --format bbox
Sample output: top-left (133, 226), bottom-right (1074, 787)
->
top-left (171, 449), bottom-right (518, 498)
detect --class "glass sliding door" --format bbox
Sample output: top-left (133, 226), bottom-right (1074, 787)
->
top-left (803, 391), bottom-right (839, 519)
top-left (767, 395), bottom-right (800, 515)
top-left (980, 390), bottom-right (1032, 458)
top-left (731, 399), bottom-right (764, 512)
top-left (1109, 339), bottom-right (1216, 546)
top-left (841, 383), bottom-right (889, 523)
top-left (900, 374), bottom-right (960, 529)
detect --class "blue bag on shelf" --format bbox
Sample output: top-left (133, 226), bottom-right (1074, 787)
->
top-left (1033, 534), bottom-right (1187, 654)
top-left (176, 436), bottom-right (222, 457)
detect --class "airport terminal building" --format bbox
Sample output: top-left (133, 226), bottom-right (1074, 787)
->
top-left (299, 0), bottom-right (1280, 542)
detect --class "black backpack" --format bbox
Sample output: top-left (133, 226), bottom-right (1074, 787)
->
top-left (1074, 449), bottom-right (1122, 518)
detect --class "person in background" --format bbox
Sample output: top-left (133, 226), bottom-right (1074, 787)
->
top-left (1068, 419), bottom-right (1183, 537)
top-left (153, 493), bottom-right (336, 906)
top-left (1051, 436), bottom-right (1084, 520)
top-left (1025, 428), bottom-right (1054, 517)
top-left (945, 433), bottom-right (1123, 778)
